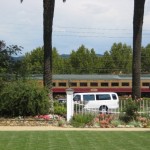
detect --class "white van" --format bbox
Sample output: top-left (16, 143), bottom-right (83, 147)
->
top-left (73, 92), bottom-right (119, 112)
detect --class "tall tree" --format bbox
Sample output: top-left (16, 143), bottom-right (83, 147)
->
top-left (43, 0), bottom-right (66, 93)
top-left (43, 0), bottom-right (55, 104)
top-left (69, 45), bottom-right (99, 74)
top-left (132, 0), bottom-right (146, 99)
top-left (20, 0), bottom-right (66, 111)
top-left (110, 43), bottom-right (132, 74)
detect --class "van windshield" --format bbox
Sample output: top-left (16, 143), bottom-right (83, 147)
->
top-left (83, 95), bottom-right (95, 101)
top-left (96, 94), bottom-right (111, 100)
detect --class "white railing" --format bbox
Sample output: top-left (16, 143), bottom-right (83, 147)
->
top-left (74, 99), bottom-right (150, 116)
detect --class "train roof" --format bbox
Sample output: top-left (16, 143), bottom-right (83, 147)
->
top-left (30, 74), bottom-right (150, 80)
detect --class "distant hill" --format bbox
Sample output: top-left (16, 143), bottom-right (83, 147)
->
top-left (61, 54), bottom-right (70, 58)
top-left (97, 54), bottom-right (103, 57)
top-left (12, 56), bottom-right (24, 61)
top-left (12, 54), bottom-right (103, 60)
top-left (60, 54), bottom-right (103, 58)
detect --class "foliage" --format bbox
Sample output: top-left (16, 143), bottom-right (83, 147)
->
top-left (12, 42), bottom-right (150, 75)
top-left (22, 47), bottom-right (43, 74)
top-left (22, 47), bottom-right (65, 74)
top-left (141, 44), bottom-right (150, 73)
top-left (102, 43), bottom-right (132, 74)
top-left (69, 45), bottom-right (100, 74)
top-left (0, 40), bottom-right (22, 74)
top-left (101, 51), bottom-right (114, 73)
top-left (128, 121), bottom-right (142, 127)
top-left (21, 42), bottom-right (138, 74)
top-left (97, 113), bottom-right (114, 128)
top-left (52, 47), bottom-right (66, 74)
top-left (111, 119), bottom-right (124, 127)
top-left (137, 116), bottom-right (150, 128)
top-left (53, 101), bottom-right (67, 116)
top-left (70, 113), bottom-right (95, 127)
top-left (0, 80), bottom-right (50, 117)
top-left (119, 99), bottom-right (139, 123)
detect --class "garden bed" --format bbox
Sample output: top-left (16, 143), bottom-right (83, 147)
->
top-left (0, 113), bottom-right (150, 128)
top-left (0, 115), bottom-right (65, 126)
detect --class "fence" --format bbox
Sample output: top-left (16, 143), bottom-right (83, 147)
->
top-left (74, 99), bottom-right (150, 116)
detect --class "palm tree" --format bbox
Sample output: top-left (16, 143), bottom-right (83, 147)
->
top-left (21, 0), bottom-right (66, 111)
top-left (132, 0), bottom-right (146, 99)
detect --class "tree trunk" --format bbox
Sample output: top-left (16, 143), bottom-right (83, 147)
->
top-left (132, 0), bottom-right (145, 99)
top-left (43, 0), bottom-right (55, 111)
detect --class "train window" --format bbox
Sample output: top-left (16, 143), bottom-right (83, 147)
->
top-left (59, 82), bottom-right (66, 87)
top-left (53, 82), bottom-right (56, 87)
top-left (142, 82), bottom-right (150, 86)
top-left (122, 82), bottom-right (129, 86)
top-left (90, 82), bottom-right (98, 87)
top-left (70, 82), bottom-right (77, 87)
top-left (101, 82), bottom-right (108, 87)
top-left (80, 82), bottom-right (87, 87)
top-left (111, 82), bottom-right (119, 86)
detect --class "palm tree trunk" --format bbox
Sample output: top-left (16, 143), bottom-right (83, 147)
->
top-left (132, 0), bottom-right (145, 99)
top-left (43, 0), bottom-right (55, 111)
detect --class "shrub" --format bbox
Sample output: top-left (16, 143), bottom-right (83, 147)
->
top-left (111, 119), bottom-right (124, 127)
top-left (97, 114), bottom-right (114, 128)
top-left (53, 101), bottom-right (67, 117)
top-left (70, 113), bottom-right (95, 127)
top-left (0, 80), bottom-right (50, 117)
top-left (119, 99), bottom-right (139, 123)
top-left (127, 121), bottom-right (142, 127)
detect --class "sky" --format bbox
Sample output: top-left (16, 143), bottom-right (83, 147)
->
top-left (0, 0), bottom-right (150, 56)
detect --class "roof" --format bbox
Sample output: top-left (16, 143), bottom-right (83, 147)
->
top-left (29, 74), bottom-right (150, 80)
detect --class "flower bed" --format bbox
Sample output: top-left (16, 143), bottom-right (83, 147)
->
top-left (0, 114), bottom-right (150, 128)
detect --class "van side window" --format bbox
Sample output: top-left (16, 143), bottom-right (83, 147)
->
top-left (112, 94), bottom-right (117, 100)
top-left (83, 95), bottom-right (95, 101)
top-left (73, 95), bottom-right (81, 101)
top-left (96, 94), bottom-right (111, 100)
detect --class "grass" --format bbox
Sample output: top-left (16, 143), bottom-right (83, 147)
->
top-left (0, 131), bottom-right (150, 150)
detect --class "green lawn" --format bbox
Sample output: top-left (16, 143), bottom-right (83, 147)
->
top-left (0, 131), bottom-right (150, 150)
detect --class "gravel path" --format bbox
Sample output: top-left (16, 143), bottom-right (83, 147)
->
top-left (0, 126), bottom-right (150, 131)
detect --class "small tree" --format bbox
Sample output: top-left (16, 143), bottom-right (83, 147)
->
top-left (0, 40), bottom-right (22, 74)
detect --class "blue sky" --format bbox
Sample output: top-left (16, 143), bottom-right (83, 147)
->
top-left (0, 0), bottom-right (150, 55)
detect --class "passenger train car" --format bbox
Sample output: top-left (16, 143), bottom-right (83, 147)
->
top-left (33, 74), bottom-right (150, 97)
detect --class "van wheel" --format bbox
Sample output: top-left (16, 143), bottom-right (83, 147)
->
top-left (99, 105), bottom-right (108, 114)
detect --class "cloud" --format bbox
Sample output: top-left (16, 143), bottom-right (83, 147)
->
top-left (0, 0), bottom-right (149, 55)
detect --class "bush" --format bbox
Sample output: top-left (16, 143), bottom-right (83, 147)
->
top-left (119, 99), bottom-right (139, 123)
top-left (70, 113), bottom-right (95, 127)
top-left (0, 80), bottom-right (50, 117)
top-left (111, 119), bottom-right (124, 127)
top-left (53, 101), bottom-right (67, 116)
top-left (128, 121), bottom-right (142, 127)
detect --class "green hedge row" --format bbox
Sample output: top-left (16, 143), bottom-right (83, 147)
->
top-left (0, 80), bottom-right (50, 117)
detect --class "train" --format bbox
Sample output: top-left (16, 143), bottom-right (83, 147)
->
top-left (32, 74), bottom-right (150, 97)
